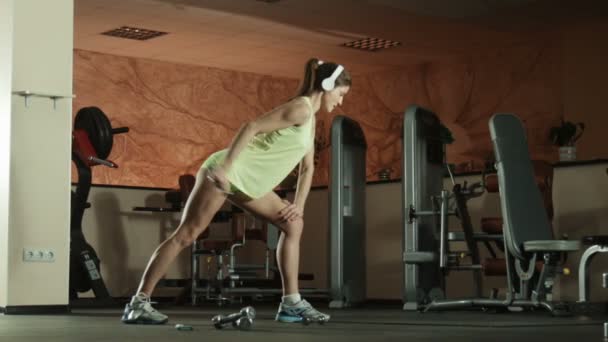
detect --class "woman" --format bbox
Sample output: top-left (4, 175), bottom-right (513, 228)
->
top-left (122, 58), bottom-right (352, 324)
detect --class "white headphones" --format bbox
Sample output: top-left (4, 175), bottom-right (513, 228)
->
top-left (321, 64), bottom-right (344, 91)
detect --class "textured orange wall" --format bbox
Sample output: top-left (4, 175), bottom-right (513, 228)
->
top-left (562, 22), bottom-right (608, 161)
top-left (72, 37), bottom-right (564, 189)
top-left (73, 49), bottom-right (298, 189)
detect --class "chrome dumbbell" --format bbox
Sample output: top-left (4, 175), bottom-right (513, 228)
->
top-left (211, 306), bottom-right (256, 331)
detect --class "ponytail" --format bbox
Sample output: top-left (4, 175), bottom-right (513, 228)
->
top-left (295, 58), bottom-right (321, 97)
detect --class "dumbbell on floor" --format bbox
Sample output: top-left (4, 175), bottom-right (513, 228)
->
top-left (212, 306), bottom-right (256, 331)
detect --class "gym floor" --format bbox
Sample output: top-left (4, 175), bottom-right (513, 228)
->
top-left (0, 302), bottom-right (605, 342)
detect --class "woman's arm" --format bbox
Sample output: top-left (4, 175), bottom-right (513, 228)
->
top-left (279, 119), bottom-right (316, 222)
top-left (293, 146), bottom-right (315, 210)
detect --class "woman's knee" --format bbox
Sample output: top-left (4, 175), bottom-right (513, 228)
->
top-left (172, 224), bottom-right (205, 248)
top-left (279, 217), bottom-right (304, 238)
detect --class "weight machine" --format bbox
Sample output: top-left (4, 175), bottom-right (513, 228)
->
top-left (70, 106), bottom-right (128, 307)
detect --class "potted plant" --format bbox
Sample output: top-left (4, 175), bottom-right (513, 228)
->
top-left (549, 119), bottom-right (584, 161)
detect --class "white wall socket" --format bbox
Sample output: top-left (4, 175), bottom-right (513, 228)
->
top-left (23, 248), bottom-right (55, 262)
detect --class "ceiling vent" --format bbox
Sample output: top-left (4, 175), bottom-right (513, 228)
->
top-left (343, 37), bottom-right (401, 52)
top-left (102, 26), bottom-right (168, 41)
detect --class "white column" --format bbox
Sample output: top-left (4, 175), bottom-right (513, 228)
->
top-left (0, 0), bottom-right (15, 307)
top-left (2, 0), bottom-right (73, 308)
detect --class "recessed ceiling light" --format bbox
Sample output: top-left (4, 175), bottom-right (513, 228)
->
top-left (101, 26), bottom-right (168, 41)
top-left (343, 37), bottom-right (401, 52)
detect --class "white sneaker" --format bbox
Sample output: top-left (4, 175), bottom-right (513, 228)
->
top-left (275, 299), bottom-right (330, 323)
top-left (121, 293), bottom-right (168, 325)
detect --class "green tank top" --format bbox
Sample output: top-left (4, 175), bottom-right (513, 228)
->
top-left (201, 96), bottom-right (315, 199)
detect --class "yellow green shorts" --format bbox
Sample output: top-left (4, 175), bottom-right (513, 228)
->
top-left (201, 150), bottom-right (241, 194)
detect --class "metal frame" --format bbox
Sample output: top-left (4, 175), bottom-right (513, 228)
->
top-left (424, 113), bottom-right (579, 315)
top-left (329, 115), bottom-right (367, 308)
top-left (578, 245), bottom-right (608, 302)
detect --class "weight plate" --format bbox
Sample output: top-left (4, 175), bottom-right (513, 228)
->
top-left (93, 107), bottom-right (113, 159)
top-left (74, 107), bottom-right (113, 160)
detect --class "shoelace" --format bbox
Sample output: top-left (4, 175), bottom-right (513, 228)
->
top-left (136, 295), bottom-right (159, 312)
top-left (299, 300), bottom-right (326, 317)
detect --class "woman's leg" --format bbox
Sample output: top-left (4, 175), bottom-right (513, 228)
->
top-left (123, 168), bottom-right (227, 324)
top-left (136, 168), bottom-right (228, 296)
top-left (228, 190), bottom-right (303, 296)
top-left (228, 190), bottom-right (329, 322)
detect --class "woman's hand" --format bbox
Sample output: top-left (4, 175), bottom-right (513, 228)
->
top-left (278, 199), bottom-right (303, 223)
top-left (206, 165), bottom-right (233, 195)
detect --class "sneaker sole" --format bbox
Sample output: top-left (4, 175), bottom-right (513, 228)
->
top-left (275, 314), bottom-right (304, 323)
top-left (122, 317), bottom-right (168, 325)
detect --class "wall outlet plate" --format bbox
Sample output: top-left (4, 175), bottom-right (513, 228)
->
top-left (23, 248), bottom-right (55, 262)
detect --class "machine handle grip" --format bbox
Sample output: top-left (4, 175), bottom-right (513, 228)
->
top-left (112, 127), bottom-right (129, 135)
top-left (88, 156), bottom-right (116, 168)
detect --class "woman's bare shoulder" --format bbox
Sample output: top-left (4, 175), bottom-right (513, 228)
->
top-left (251, 96), bottom-right (312, 132)
top-left (283, 96), bottom-right (313, 121)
